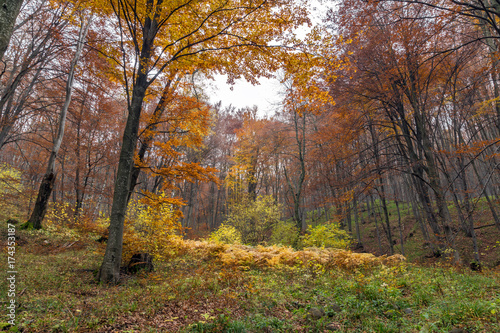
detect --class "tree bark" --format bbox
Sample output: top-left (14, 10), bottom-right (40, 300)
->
top-left (353, 196), bottom-right (361, 244)
top-left (395, 199), bottom-right (404, 256)
top-left (98, 76), bottom-right (149, 283)
top-left (126, 78), bottom-right (175, 204)
top-left (368, 117), bottom-right (394, 254)
top-left (0, 0), bottom-right (23, 61)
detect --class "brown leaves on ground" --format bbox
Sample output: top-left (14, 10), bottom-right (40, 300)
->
top-left (97, 297), bottom-right (244, 333)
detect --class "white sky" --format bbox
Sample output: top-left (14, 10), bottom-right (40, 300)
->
top-left (208, 75), bottom-right (284, 116)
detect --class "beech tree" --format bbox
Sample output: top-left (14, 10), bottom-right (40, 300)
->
top-left (24, 13), bottom-right (92, 229)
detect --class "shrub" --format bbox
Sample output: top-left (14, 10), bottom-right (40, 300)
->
top-left (44, 202), bottom-right (78, 227)
top-left (301, 223), bottom-right (352, 249)
top-left (270, 220), bottom-right (300, 247)
top-left (181, 240), bottom-right (402, 270)
top-left (210, 224), bottom-right (243, 244)
top-left (0, 163), bottom-right (24, 220)
top-left (122, 193), bottom-right (185, 262)
top-left (225, 194), bottom-right (281, 245)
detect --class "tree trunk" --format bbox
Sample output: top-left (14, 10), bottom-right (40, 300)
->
top-left (98, 82), bottom-right (148, 283)
top-left (126, 78), bottom-right (175, 204)
top-left (353, 196), bottom-right (361, 244)
top-left (26, 173), bottom-right (55, 229)
top-left (345, 203), bottom-right (352, 232)
top-left (23, 17), bottom-right (90, 229)
top-left (282, 108), bottom-right (308, 231)
top-left (0, 0), bottom-right (23, 61)
top-left (395, 199), bottom-right (404, 256)
top-left (370, 195), bottom-right (383, 254)
top-left (98, 4), bottom-right (159, 282)
top-left (472, 160), bottom-right (500, 230)
top-left (368, 116), bottom-right (394, 254)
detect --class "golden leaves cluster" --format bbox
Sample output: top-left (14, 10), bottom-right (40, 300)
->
top-left (123, 193), bottom-right (186, 262)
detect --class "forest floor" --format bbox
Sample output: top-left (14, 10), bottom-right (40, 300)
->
top-left (1, 222), bottom-right (500, 333)
top-left (348, 199), bottom-right (500, 269)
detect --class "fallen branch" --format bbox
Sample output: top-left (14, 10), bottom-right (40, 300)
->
top-left (474, 224), bottom-right (497, 230)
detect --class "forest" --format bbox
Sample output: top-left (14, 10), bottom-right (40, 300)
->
top-left (0, 0), bottom-right (500, 332)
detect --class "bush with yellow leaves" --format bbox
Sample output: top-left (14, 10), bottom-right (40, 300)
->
top-left (38, 202), bottom-right (110, 241)
top-left (270, 220), bottom-right (300, 247)
top-left (224, 194), bottom-right (281, 245)
top-left (210, 224), bottom-right (243, 244)
top-left (301, 223), bottom-right (352, 249)
top-left (122, 193), bottom-right (185, 263)
top-left (44, 202), bottom-right (78, 227)
top-left (0, 163), bottom-right (25, 221)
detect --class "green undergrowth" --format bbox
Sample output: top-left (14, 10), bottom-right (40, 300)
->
top-left (1, 229), bottom-right (499, 332)
top-left (353, 197), bottom-right (500, 267)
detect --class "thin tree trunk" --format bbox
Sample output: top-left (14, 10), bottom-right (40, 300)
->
top-left (23, 17), bottom-right (91, 229)
top-left (353, 196), bottom-right (361, 244)
top-left (368, 116), bottom-right (394, 254)
top-left (395, 199), bottom-right (404, 256)
top-left (346, 202), bottom-right (352, 233)
top-left (370, 195), bottom-right (383, 254)
top-left (472, 160), bottom-right (500, 230)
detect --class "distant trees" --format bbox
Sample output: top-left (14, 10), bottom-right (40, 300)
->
top-left (324, 0), bottom-right (500, 263)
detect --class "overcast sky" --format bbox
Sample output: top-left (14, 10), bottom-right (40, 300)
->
top-left (208, 75), bottom-right (284, 116)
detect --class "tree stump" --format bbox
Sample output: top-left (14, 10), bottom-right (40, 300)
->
top-left (127, 253), bottom-right (154, 273)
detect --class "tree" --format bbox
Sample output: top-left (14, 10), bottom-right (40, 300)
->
top-left (224, 194), bottom-right (282, 245)
top-left (24, 12), bottom-right (92, 229)
top-left (283, 103), bottom-right (308, 232)
top-left (226, 108), bottom-right (277, 202)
